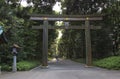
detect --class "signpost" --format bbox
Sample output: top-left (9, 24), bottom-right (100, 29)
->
top-left (30, 15), bottom-right (103, 67)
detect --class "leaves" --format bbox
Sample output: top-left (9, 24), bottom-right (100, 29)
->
top-left (17, 61), bottom-right (39, 71)
top-left (94, 56), bottom-right (120, 70)
top-left (0, 0), bottom-right (55, 67)
top-left (63, 0), bottom-right (109, 15)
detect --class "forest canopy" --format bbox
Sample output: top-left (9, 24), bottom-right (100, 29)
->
top-left (0, 0), bottom-right (120, 68)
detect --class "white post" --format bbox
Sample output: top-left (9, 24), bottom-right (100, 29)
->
top-left (12, 55), bottom-right (17, 72)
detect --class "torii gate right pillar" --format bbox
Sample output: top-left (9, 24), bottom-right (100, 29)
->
top-left (85, 19), bottom-right (92, 66)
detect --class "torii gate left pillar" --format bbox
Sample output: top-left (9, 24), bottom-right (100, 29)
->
top-left (42, 20), bottom-right (48, 66)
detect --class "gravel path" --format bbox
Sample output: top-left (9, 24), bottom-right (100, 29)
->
top-left (0, 59), bottom-right (120, 79)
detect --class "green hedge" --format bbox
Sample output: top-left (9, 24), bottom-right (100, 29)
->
top-left (17, 61), bottom-right (40, 71)
top-left (1, 61), bottom-right (40, 71)
top-left (94, 56), bottom-right (120, 70)
top-left (1, 64), bottom-right (12, 71)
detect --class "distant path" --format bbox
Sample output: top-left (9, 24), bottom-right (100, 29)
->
top-left (0, 59), bottom-right (120, 79)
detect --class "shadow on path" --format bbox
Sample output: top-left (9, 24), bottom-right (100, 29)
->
top-left (0, 59), bottom-right (120, 79)
top-left (32, 59), bottom-right (103, 71)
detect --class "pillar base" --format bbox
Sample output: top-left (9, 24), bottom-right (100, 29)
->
top-left (40, 65), bottom-right (49, 69)
top-left (85, 65), bottom-right (93, 68)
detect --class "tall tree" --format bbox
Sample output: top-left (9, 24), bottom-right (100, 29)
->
top-left (58, 0), bottom-right (113, 59)
top-left (104, 0), bottom-right (120, 55)
top-left (63, 0), bottom-right (109, 15)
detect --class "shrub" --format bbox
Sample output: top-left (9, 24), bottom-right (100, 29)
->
top-left (1, 64), bottom-right (12, 71)
top-left (1, 61), bottom-right (40, 71)
top-left (17, 61), bottom-right (40, 71)
top-left (93, 56), bottom-right (120, 70)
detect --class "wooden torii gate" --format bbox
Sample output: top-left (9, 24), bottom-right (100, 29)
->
top-left (30, 15), bottom-right (103, 67)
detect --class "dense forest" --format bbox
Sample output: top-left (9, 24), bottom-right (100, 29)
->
top-left (0, 0), bottom-right (120, 69)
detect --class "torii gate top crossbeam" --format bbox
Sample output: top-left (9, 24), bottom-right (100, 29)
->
top-left (30, 14), bottom-right (103, 21)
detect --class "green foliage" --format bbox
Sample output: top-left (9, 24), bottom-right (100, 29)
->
top-left (0, 0), bottom-right (120, 71)
top-left (104, 1), bottom-right (120, 55)
top-left (63, 0), bottom-right (109, 15)
top-left (0, 0), bottom-right (55, 67)
top-left (58, 30), bottom-right (85, 58)
top-left (17, 61), bottom-right (40, 71)
top-left (1, 64), bottom-right (12, 71)
top-left (59, 0), bottom-right (119, 59)
top-left (91, 30), bottom-right (113, 58)
top-left (94, 56), bottom-right (120, 70)
top-left (1, 61), bottom-right (40, 71)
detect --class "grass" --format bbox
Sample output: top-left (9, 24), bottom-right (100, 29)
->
top-left (17, 61), bottom-right (40, 71)
top-left (93, 56), bottom-right (120, 70)
top-left (1, 64), bottom-right (12, 71)
top-left (72, 56), bottom-right (120, 70)
top-left (1, 60), bottom-right (40, 71)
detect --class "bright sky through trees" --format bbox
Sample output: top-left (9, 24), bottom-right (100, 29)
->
top-left (52, 2), bottom-right (62, 14)
top-left (20, 0), bottom-right (33, 7)
top-left (20, 0), bottom-right (27, 7)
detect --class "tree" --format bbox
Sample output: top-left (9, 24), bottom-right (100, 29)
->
top-left (63, 0), bottom-right (109, 15)
top-left (58, 0), bottom-right (113, 59)
top-left (0, 0), bottom-right (56, 66)
top-left (104, 0), bottom-right (120, 55)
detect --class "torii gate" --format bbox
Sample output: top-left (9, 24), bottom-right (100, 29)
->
top-left (30, 15), bottom-right (103, 67)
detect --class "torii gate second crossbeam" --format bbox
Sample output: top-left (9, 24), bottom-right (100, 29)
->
top-left (30, 15), bottom-right (103, 67)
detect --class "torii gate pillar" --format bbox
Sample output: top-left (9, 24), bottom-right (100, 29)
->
top-left (42, 20), bottom-right (48, 67)
top-left (85, 20), bottom-right (92, 66)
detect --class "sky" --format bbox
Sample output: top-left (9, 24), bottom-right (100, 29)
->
top-left (20, 0), bottom-right (62, 13)
top-left (20, 0), bottom-right (33, 7)
top-left (52, 2), bottom-right (62, 14)
top-left (20, 0), bottom-right (28, 7)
